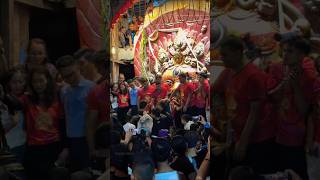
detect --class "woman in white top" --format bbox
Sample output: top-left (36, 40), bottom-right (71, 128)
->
top-left (111, 83), bottom-right (119, 111)
top-left (1, 66), bottom-right (27, 163)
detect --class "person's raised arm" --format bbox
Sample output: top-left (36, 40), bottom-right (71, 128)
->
top-left (196, 137), bottom-right (211, 180)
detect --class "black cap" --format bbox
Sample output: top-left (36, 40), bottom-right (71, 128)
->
top-left (273, 31), bottom-right (300, 43)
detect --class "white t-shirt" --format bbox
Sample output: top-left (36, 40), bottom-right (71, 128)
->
top-left (0, 102), bottom-right (26, 148)
top-left (184, 121), bottom-right (194, 130)
top-left (123, 122), bottom-right (136, 132)
top-left (111, 95), bottom-right (118, 109)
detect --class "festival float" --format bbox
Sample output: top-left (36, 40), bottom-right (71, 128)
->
top-left (132, 0), bottom-right (210, 90)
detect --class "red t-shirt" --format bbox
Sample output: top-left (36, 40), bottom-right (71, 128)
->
top-left (152, 83), bottom-right (169, 105)
top-left (118, 93), bottom-right (130, 108)
top-left (21, 95), bottom-right (62, 145)
top-left (87, 80), bottom-right (109, 123)
top-left (227, 63), bottom-right (275, 143)
top-left (192, 82), bottom-right (210, 108)
top-left (138, 85), bottom-right (156, 103)
top-left (213, 68), bottom-right (234, 93)
top-left (177, 82), bottom-right (194, 106)
top-left (267, 61), bottom-right (318, 146)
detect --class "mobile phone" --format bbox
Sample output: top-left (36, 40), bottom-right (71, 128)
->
top-left (132, 128), bottom-right (139, 135)
top-left (192, 116), bottom-right (200, 121)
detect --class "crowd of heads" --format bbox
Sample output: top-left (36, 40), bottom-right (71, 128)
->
top-left (110, 70), bottom-right (212, 179)
top-left (118, 13), bottom-right (144, 48)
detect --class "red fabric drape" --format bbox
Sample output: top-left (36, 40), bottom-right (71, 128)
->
top-left (111, 0), bottom-right (133, 28)
top-left (75, 0), bottom-right (103, 50)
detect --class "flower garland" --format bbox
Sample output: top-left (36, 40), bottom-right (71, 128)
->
top-left (139, 30), bottom-right (150, 82)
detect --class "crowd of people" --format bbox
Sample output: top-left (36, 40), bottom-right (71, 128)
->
top-left (0, 37), bottom-right (109, 180)
top-left (118, 13), bottom-right (144, 48)
top-left (110, 71), bottom-right (212, 179)
top-left (212, 34), bottom-right (320, 180)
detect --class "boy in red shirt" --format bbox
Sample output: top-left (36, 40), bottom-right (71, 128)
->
top-left (177, 73), bottom-right (194, 115)
top-left (267, 37), bottom-right (317, 179)
top-left (220, 36), bottom-right (276, 174)
top-left (137, 77), bottom-right (155, 112)
top-left (191, 72), bottom-right (210, 121)
top-left (151, 74), bottom-right (169, 107)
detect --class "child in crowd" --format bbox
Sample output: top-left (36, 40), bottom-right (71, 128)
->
top-left (25, 38), bottom-right (57, 77)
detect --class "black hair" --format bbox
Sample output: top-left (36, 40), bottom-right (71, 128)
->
top-left (139, 101), bottom-right (148, 109)
top-left (151, 108), bottom-right (161, 117)
top-left (28, 66), bottom-right (56, 108)
top-left (190, 123), bottom-right (199, 131)
top-left (130, 115), bottom-right (141, 125)
top-left (171, 135), bottom-right (188, 156)
top-left (151, 138), bottom-right (171, 162)
top-left (220, 35), bottom-right (244, 52)
top-left (198, 72), bottom-right (209, 79)
top-left (94, 122), bottom-right (110, 149)
top-left (1, 65), bottom-right (26, 94)
top-left (181, 114), bottom-right (192, 122)
top-left (282, 37), bottom-right (311, 55)
top-left (133, 152), bottom-right (155, 180)
top-left (56, 55), bottom-right (76, 69)
top-left (184, 131), bottom-right (199, 148)
top-left (90, 50), bottom-right (109, 75)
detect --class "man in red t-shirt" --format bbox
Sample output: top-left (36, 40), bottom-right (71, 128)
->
top-left (86, 80), bottom-right (109, 157)
top-left (137, 77), bottom-right (155, 112)
top-left (151, 74), bottom-right (169, 107)
top-left (177, 73), bottom-right (194, 115)
top-left (191, 72), bottom-right (210, 120)
top-left (220, 36), bottom-right (276, 174)
top-left (267, 37), bottom-right (316, 179)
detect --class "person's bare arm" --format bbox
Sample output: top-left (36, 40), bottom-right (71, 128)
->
top-left (234, 101), bottom-right (260, 161)
top-left (196, 137), bottom-right (211, 180)
top-left (183, 93), bottom-right (192, 112)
